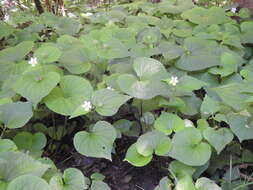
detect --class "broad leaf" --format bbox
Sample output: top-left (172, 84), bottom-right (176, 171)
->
top-left (169, 128), bottom-right (211, 166)
top-left (0, 139), bottom-right (17, 153)
top-left (135, 130), bottom-right (171, 157)
top-left (195, 177), bottom-right (222, 190)
top-left (13, 70), bottom-right (60, 106)
top-left (50, 168), bottom-right (89, 190)
top-left (91, 89), bottom-right (131, 116)
top-left (0, 102), bottom-right (33, 129)
top-left (90, 181), bottom-right (110, 190)
top-left (227, 113), bottom-right (253, 142)
top-left (7, 175), bottom-right (50, 190)
top-left (124, 143), bottom-right (152, 167)
top-left (13, 132), bottom-right (47, 152)
top-left (154, 112), bottom-right (185, 135)
top-left (203, 127), bottom-right (233, 154)
top-left (44, 75), bottom-right (93, 116)
top-left (0, 151), bottom-right (50, 182)
top-left (74, 121), bottom-right (117, 160)
top-left (34, 46), bottom-right (62, 64)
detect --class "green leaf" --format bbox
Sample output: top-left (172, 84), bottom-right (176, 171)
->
top-left (203, 127), bottom-right (233, 154)
top-left (44, 75), bottom-right (93, 116)
top-left (154, 177), bottom-right (172, 190)
top-left (200, 95), bottom-right (220, 116)
top-left (74, 121), bottom-right (117, 160)
top-left (7, 175), bottom-right (50, 190)
top-left (0, 151), bottom-right (50, 182)
top-left (209, 53), bottom-right (238, 77)
top-left (0, 41), bottom-right (34, 62)
top-left (90, 181), bottom-right (110, 190)
top-left (117, 74), bottom-right (170, 100)
top-left (136, 130), bottom-right (171, 157)
top-left (91, 89), bottom-right (131, 116)
top-left (175, 175), bottom-right (196, 190)
top-left (154, 112), bottom-right (185, 135)
top-left (175, 37), bottom-right (221, 71)
top-left (169, 128), bottom-right (211, 166)
top-left (176, 75), bottom-right (207, 93)
top-left (181, 7), bottom-right (228, 26)
top-left (227, 113), bottom-right (253, 142)
top-left (169, 161), bottom-right (196, 179)
top-left (54, 17), bottom-right (81, 36)
top-left (195, 177), bottom-right (222, 190)
top-left (49, 168), bottom-right (89, 190)
top-left (133, 57), bottom-right (168, 81)
top-left (124, 143), bottom-right (152, 167)
top-left (59, 48), bottom-right (91, 74)
top-left (34, 46), bottom-right (62, 64)
top-left (0, 139), bottom-right (17, 153)
top-left (0, 102), bottom-right (33, 129)
top-left (241, 22), bottom-right (253, 44)
top-left (13, 132), bottom-right (47, 152)
top-left (13, 70), bottom-right (60, 106)
top-left (212, 83), bottom-right (249, 111)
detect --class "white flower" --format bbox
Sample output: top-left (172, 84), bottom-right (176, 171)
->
top-left (231, 7), bottom-right (237, 13)
top-left (3, 14), bottom-right (9, 22)
top-left (81, 100), bottom-right (93, 112)
top-left (28, 57), bottom-right (38, 67)
top-left (0, 0), bottom-right (7, 5)
top-left (245, 124), bottom-right (250, 129)
top-left (169, 76), bottom-right (179, 86)
top-left (184, 119), bottom-right (194, 128)
top-left (106, 86), bottom-right (114, 91)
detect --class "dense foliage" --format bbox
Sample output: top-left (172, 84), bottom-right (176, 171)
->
top-left (0, 0), bottom-right (253, 189)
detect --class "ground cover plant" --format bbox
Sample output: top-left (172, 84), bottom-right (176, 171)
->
top-left (0, 0), bottom-right (253, 189)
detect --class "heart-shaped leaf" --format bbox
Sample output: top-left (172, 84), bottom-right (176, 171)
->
top-left (13, 70), bottom-right (60, 106)
top-left (124, 143), bottom-right (153, 167)
top-left (90, 181), bottom-right (110, 190)
top-left (200, 95), bottom-right (220, 116)
top-left (44, 75), bottom-right (93, 116)
top-left (91, 89), bottom-right (131, 116)
top-left (169, 128), bottom-right (211, 166)
top-left (203, 127), bottom-right (233, 154)
top-left (135, 130), bottom-right (171, 157)
top-left (49, 168), bottom-right (89, 190)
top-left (227, 113), bottom-right (253, 142)
top-left (154, 112), bottom-right (185, 135)
top-left (74, 121), bottom-right (117, 160)
top-left (0, 102), bottom-right (33, 129)
top-left (195, 177), bottom-right (222, 190)
top-left (13, 132), bottom-right (47, 152)
top-left (34, 45), bottom-right (62, 64)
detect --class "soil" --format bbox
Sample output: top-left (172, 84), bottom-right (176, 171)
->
top-left (52, 137), bottom-right (170, 190)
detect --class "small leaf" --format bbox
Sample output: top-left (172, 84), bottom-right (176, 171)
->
top-left (195, 177), bottom-right (222, 190)
top-left (74, 121), bottom-right (117, 160)
top-left (203, 127), bottom-right (233, 154)
top-left (154, 112), bottom-right (185, 135)
top-left (90, 181), bottom-right (110, 190)
top-left (50, 168), bottom-right (89, 190)
top-left (169, 161), bottom-right (196, 179)
top-left (124, 143), bottom-right (152, 167)
top-left (175, 175), bottom-right (196, 190)
top-left (136, 130), bottom-right (171, 157)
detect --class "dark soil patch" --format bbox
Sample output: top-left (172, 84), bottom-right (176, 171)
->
top-left (51, 137), bottom-right (170, 190)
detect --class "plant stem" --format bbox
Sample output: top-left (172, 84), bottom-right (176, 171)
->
top-left (232, 182), bottom-right (253, 190)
